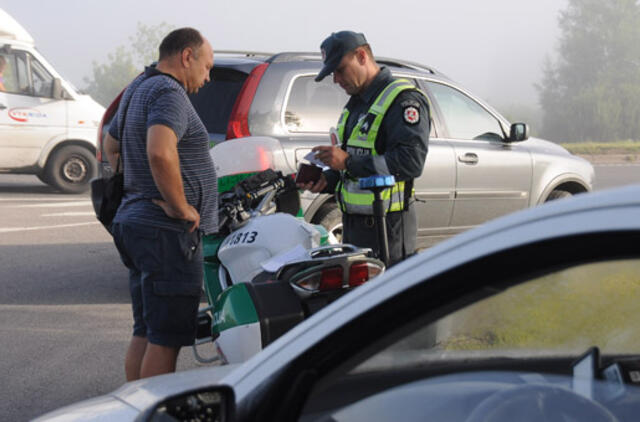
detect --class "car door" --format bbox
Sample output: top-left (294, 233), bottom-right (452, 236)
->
top-left (425, 81), bottom-right (532, 229)
top-left (412, 79), bottom-right (456, 248)
top-left (0, 49), bottom-right (67, 169)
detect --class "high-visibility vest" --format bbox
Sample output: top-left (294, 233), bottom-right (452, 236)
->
top-left (336, 79), bottom-right (423, 215)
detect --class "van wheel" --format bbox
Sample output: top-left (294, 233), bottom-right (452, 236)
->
top-left (36, 172), bottom-right (50, 185)
top-left (44, 145), bottom-right (97, 194)
top-left (546, 189), bottom-right (572, 202)
top-left (312, 203), bottom-right (343, 242)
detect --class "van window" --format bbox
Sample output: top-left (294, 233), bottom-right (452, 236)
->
top-left (0, 51), bottom-right (55, 98)
top-left (0, 52), bottom-right (28, 95)
top-left (284, 75), bottom-right (347, 133)
top-left (29, 58), bottom-right (54, 97)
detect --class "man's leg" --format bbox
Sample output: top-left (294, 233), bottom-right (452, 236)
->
top-left (140, 344), bottom-right (180, 378)
top-left (125, 335), bottom-right (148, 381)
top-left (112, 222), bottom-right (151, 382)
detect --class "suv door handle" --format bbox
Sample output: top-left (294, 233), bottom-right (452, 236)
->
top-left (458, 153), bottom-right (479, 165)
top-left (0, 104), bottom-right (6, 110)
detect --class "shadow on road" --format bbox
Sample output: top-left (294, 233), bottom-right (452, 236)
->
top-left (0, 174), bottom-right (89, 196)
top-left (0, 242), bottom-right (130, 305)
top-left (0, 183), bottom-right (61, 195)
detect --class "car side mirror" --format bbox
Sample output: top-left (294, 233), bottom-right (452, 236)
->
top-left (141, 385), bottom-right (235, 422)
top-left (508, 122), bottom-right (529, 142)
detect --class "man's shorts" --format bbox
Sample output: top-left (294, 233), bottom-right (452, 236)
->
top-left (112, 222), bottom-right (203, 348)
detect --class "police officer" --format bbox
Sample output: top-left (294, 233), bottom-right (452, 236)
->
top-left (299, 30), bottom-right (429, 266)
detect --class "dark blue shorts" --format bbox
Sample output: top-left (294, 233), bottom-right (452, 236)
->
top-left (112, 222), bottom-right (203, 348)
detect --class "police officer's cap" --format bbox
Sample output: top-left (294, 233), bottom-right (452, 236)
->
top-left (315, 31), bottom-right (368, 82)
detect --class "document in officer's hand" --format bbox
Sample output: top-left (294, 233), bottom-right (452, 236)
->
top-left (303, 150), bottom-right (326, 168)
top-left (295, 162), bottom-right (323, 184)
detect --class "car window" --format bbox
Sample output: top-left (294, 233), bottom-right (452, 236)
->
top-left (29, 56), bottom-right (54, 97)
top-left (0, 51), bottom-right (29, 95)
top-left (189, 67), bottom-right (248, 139)
top-left (284, 75), bottom-right (348, 133)
top-left (426, 81), bottom-right (504, 141)
top-left (352, 258), bottom-right (640, 374)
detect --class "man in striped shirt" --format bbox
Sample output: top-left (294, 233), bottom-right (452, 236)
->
top-left (103, 28), bottom-right (217, 380)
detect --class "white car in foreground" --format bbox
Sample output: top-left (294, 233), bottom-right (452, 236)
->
top-left (38, 184), bottom-right (640, 421)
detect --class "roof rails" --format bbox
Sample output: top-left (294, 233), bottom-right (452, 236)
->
top-left (376, 57), bottom-right (438, 75)
top-left (267, 52), bottom-right (438, 74)
top-left (267, 52), bottom-right (322, 63)
top-left (216, 50), bottom-right (440, 75)
top-left (214, 50), bottom-right (274, 58)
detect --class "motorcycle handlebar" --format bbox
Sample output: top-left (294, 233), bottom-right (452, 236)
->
top-left (246, 178), bottom-right (284, 202)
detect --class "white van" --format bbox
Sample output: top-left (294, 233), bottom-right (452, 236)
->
top-left (0, 9), bottom-right (104, 193)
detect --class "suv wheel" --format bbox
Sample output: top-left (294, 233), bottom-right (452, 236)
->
top-left (44, 145), bottom-right (97, 194)
top-left (546, 189), bottom-right (572, 202)
top-left (313, 202), bottom-right (343, 242)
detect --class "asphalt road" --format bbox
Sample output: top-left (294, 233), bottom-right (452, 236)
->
top-left (0, 175), bottom-right (213, 421)
top-left (1, 164), bottom-right (639, 421)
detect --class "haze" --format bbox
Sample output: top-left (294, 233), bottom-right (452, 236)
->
top-left (0, 0), bottom-right (565, 110)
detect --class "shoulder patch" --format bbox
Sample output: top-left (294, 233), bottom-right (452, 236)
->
top-left (400, 99), bottom-right (420, 109)
top-left (403, 106), bottom-right (420, 125)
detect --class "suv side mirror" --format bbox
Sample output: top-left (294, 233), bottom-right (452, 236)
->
top-left (508, 122), bottom-right (529, 142)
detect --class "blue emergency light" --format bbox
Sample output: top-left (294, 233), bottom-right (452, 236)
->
top-left (359, 175), bottom-right (396, 189)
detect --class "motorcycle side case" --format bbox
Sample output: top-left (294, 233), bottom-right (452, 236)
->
top-left (212, 280), bottom-right (304, 364)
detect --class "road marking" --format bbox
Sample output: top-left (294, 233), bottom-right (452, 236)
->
top-left (594, 164), bottom-right (640, 167)
top-left (0, 221), bottom-right (100, 233)
top-left (0, 197), bottom-right (88, 201)
top-left (41, 212), bottom-right (96, 217)
top-left (9, 201), bottom-right (92, 208)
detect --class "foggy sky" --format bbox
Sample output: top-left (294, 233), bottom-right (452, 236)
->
top-left (0, 0), bottom-right (565, 108)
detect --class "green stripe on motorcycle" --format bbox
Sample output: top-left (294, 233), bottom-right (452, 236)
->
top-left (211, 284), bottom-right (259, 334)
top-left (217, 172), bottom-right (258, 193)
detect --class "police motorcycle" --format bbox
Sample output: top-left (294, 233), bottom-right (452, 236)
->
top-left (193, 137), bottom-right (386, 365)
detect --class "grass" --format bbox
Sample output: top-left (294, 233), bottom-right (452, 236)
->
top-left (559, 140), bottom-right (640, 155)
top-left (438, 260), bottom-right (640, 354)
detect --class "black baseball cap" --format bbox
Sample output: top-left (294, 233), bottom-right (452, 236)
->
top-left (315, 31), bottom-right (368, 82)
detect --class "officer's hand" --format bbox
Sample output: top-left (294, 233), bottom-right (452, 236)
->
top-left (297, 173), bottom-right (327, 193)
top-left (313, 146), bottom-right (348, 171)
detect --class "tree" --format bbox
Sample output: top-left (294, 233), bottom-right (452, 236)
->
top-left (538, 0), bottom-right (640, 142)
top-left (84, 22), bottom-right (174, 107)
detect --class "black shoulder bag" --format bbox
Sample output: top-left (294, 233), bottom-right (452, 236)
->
top-left (90, 87), bottom-right (135, 232)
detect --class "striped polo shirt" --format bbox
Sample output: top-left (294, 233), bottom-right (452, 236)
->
top-left (110, 66), bottom-right (218, 234)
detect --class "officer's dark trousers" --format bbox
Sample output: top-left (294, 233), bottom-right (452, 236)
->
top-left (342, 201), bottom-right (417, 267)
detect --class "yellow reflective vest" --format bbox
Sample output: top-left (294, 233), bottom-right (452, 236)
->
top-left (336, 79), bottom-right (423, 215)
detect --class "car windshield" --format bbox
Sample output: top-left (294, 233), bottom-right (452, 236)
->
top-left (353, 258), bottom-right (640, 374)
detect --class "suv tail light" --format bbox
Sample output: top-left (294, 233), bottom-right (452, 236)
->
top-left (96, 89), bottom-right (126, 163)
top-left (226, 63), bottom-right (269, 140)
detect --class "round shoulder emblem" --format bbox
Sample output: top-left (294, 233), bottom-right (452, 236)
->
top-left (403, 106), bottom-right (420, 124)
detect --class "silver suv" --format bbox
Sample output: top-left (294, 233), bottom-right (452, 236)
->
top-left (97, 52), bottom-right (594, 248)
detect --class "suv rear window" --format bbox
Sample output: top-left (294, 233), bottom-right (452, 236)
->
top-left (285, 75), bottom-right (348, 133)
top-left (189, 67), bottom-right (248, 141)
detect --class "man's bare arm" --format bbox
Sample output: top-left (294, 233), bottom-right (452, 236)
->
top-left (146, 124), bottom-right (200, 231)
top-left (103, 133), bottom-right (121, 171)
